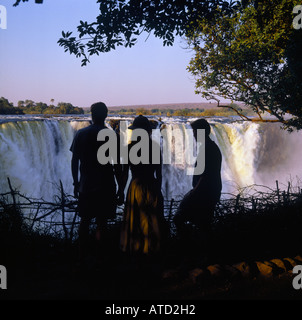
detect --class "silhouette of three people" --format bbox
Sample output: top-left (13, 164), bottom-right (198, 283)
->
top-left (70, 104), bottom-right (222, 265)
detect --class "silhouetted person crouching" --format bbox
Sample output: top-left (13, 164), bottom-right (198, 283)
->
top-left (174, 119), bottom-right (222, 254)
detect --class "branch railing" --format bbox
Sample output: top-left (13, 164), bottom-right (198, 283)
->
top-left (1, 178), bottom-right (301, 242)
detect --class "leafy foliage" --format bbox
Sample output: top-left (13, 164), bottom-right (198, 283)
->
top-left (0, 97), bottom-right (84, 115)
top-left (56, 0), bottom-right (237, 66)
top-left (0, 97), bottom-right (24, 115)
top-left (11, 1), bottom-right (302, 128)
top-left (13, 0), bottom-right (43, 6)
top-left (187, 0), bottom-right (302, 130)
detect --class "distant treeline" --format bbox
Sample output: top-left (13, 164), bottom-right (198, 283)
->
top-left (1, 96), bottom-right (254, 118)
top-left (109, 104), bottom-right (255, 117)
top-left (0, 97), bottom-right (84, 115)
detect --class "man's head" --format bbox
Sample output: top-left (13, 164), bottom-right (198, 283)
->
top-left (91, 102), bottom-right (108, 124)
top-left (191, 118), bottom-right (211, 139)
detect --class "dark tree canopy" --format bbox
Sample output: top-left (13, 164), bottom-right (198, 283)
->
top-left (12, 1), bottom-right (302, 129)
top-left (12, 1), bottom-right (250, 66)
top-left (0, 97), bottom-right (24, 115)
top-left (13, 0), bottom-right (43, 5)
top-left (56, 0), bottom-right (237, 66)
top-left (13, 1), bottom-right (277, 67)
top-left (187, 0), bottom-right (302, 130)
top-left (14, 1), bottom-right (230, 66)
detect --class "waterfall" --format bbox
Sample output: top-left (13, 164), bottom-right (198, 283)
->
top-left (211, 121), bottom-right (261, 192)
top-left (0, 119), bottom-right (89, 200)
top-left (1, 116), bottom-right (302, 202)
top-left (159, 122), bottom-right (195, 200)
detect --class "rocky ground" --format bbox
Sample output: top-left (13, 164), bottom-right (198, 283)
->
top-left (2, 198), bottom-right (302, 301)
top-left (2, 235), bottom-right (302, 301)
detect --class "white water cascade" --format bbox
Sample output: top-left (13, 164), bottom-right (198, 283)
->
top-left (1, 116), bottom-right (302, 202)
top-left (0, 119), bottom-right (89, 200)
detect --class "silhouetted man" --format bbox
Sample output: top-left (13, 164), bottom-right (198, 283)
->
top-left (174, 119), bottom-right (222, 250)
top-left (70, 102), bottom-right (123, 267)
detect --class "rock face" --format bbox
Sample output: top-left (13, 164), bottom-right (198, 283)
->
top-left (255, 261), bottom-right (274, 277)
top-left (232, 261), bottom-right (253, 278)
top-left (270, 259), bottom-right (287, 272)
top-left (167, 255), bottom-right (302, 285)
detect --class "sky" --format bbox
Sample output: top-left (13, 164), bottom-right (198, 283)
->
top-left (0, 0), bottom-right (207, 108)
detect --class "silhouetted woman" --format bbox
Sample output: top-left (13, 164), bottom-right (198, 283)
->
top-left (120, 115), bottom-right (166, 256)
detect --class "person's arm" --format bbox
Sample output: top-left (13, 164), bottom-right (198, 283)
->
top-left (114, 134), bottom-right (128, 205)
top-left (71, 154), bottom-right (80, 198)
top-left (70, 131), bottom-right (80, 198)
top-left (155, 147), bottom-right (162, 190)
top-left (192, 174), bottom-right (205, 192)
top-left (114, 163), bottom-right (129, 205)
top-left (155, 163), bottom-right (162, 189)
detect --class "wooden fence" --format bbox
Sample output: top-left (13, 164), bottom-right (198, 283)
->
top-left (1, 177), bottom-right (301, 242)
top-left (0, 178), bottom-right (182, 241)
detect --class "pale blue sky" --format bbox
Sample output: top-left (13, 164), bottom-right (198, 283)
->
top-left (0, 0), bottom-right (206, 108)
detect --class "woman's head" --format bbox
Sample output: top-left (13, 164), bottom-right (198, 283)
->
top-left (128, 115), bottom-right (152, 134)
